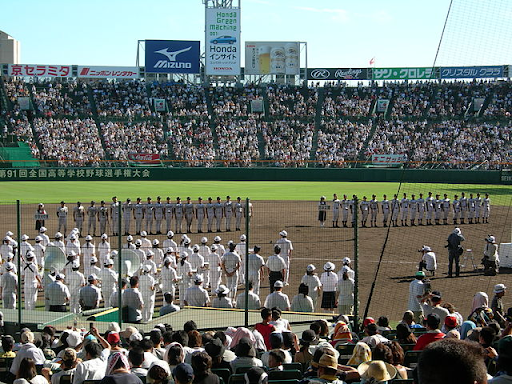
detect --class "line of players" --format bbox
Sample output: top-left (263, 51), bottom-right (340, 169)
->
top-left (329, 192), bottom-right (491, 228)
top-left (0, 227), bottom-right (294, 323)
top-left (53, 195), bottom-right (254, 237)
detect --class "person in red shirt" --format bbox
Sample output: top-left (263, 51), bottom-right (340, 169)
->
top-left (254, 307), bottom-right (276, 350)
top-left (413, 313), bottom-right (445, 350)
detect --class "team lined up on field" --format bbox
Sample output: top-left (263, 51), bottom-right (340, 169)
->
top-left (323, 192), bottom-right (491, 228)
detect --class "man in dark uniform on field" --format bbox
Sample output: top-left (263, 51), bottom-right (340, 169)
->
top-left (446, 227), bottom-right (464, 278)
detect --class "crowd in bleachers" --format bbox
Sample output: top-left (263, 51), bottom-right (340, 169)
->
top-left (2, 78), bottom-right (512, 169)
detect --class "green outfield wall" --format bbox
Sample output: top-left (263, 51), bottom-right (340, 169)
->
top-left (0, 167), bottom-right (509, 184)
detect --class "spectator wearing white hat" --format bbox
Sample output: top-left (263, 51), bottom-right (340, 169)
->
top-left (212, 285), bottom-right (233, 308)
top-left (491, 284), bottom-right (507, 327)
top-left (10, 331), bottom-right (46, 375)
top-left (1, 262), bottom-right (18, 309)
top-left (320, 262), bottom-right (337, 313)
top-left (483, 235), bottom-right (499, 276)
top-left (266, 245), bottom-right (286, 294)
top-left (82, 235), bottom-right (95, 268)
top-left (99, 258), bottom-right (118, 307)
top-left (67, 260), bottom-right (85, 313)
top-left (418, 245), bottom-right (437, 276)
top-left (79, 274), bottom-right (102, 311)
top-left (184, 274), bottom-right (209, 307)
top-left (275, 230), bottom-right (293, 285)
top-left (46, 273), bottom-right (70, 312)
top-left (337, 266), bottom-right (354, 316)
top-left (301, 264), bottom-right (322, 310)
top-left (33, 236), bottom-right (45, 271)
top-left (87, 201), bottom-right (98, 237)
top-left (264, 280), bottom-right (290, 311)
top-left (98, 233), bottom-right (111, 266)
top-left (139, 265), bottom-right (156, 322)
top-left (57, 201), bottom-right (69, 236)
top-left (221, 243), bottom-right (241, 300)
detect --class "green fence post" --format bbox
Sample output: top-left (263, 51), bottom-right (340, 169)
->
top-left (16, 200), bottom-right (21, 330)
top-left (244, 198), bottom-right (250, 328)
top-left (118, 202), bottom-right (123, 327)
top-left (353, 196), bottom-right (359, 333)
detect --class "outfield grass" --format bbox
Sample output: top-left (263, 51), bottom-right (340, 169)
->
top-left (1, 181), bottom-right (510, 204)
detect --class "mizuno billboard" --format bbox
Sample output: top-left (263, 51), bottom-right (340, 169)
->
top-left (145, 40), bottom-right (200, 74)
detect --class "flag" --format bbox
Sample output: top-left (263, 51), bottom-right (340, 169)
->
top-left (369, 57), bottom-right (375, 66)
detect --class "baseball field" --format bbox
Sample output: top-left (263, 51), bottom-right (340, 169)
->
top-left (0, 180), bottom-right (510, 327)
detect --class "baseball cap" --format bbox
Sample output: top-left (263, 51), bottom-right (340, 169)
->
top-left (194, 274), bottom-right (204, 283)
top-left (4, 262), bottom-right (14, 271)
top-left (306, 264), bottom-right (316, 272)
top-left (415, 271), bottom-right (426, 278)
top-left (201, 237), bottom-right (208, 244)
top-left (300, 329), bottom-right (317, 344)
top-left (71, 260), bottom-right (80, 269)
top-left (279, 230), bottom-right (288, 237)
top-left (127, 235), bottom-right (133, 241)
top-left (88, 274), bottom-right (98, 282)
top-left (210, 244), bottom-right (218, 251)
top-left (35, 236), bottom-right (43, 242)
top-left (192, 244), bottom-right (200, 251)
top-left (90, 256), bottom-right (98, 263)
top-left (494, 284), bottom-right (507, 294)
top-left (55, 232), bottom-right (63, 239)
top-left (85, 235), bottom-right (93, 241)
top-left (342, 257), bottom-right (351, 265)
top-left (140, 231), bottom-right (147, 237)
top-left (173, 363), bottom-right (194, 383)
top-left (431, 290), bottom-right (442, 299)
top-left (205, 338), bottom-right (225, 358)
top-left (363, 317), bottom-right (375, 327)
top-left (101, 234), bottom-right (108, 239)
top-left (152, 239), bottom-right (159, 245)
top-left (274, 280), bottom-right (284, 288)
top-left (444, 315), bottom-right (458, 328)
top-left (214, 236), bottom-right (221, 242)
top-left (40, 227), bottom-right (47, 233)
top-left (167, 231), bottom-right (174, 237)
top-left (56, 273), bottom-right (65, 280)
top-left (104, 258), bottom-right (114, 266)
top-left (240, 234), bottom-right (246, 241)
top-left (21, 234), bottom-right (29, 241)
top-left (107, 332), bottom-right (121, 345)
top-left (486, 235), bottom-right (496, 243)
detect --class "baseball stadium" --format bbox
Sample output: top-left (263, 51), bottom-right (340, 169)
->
top-left (0, 0), bottom-right (511, 383)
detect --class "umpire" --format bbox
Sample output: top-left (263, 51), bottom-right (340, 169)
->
top-left (446, 227), bottom-right (465, 278)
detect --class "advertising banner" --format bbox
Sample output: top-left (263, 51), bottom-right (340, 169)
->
top-left (145, 40), bottom-right (200, 74)
top-left (8, 64), bottom-right (71, 77)
top-left (376, 99), bottom-right (390, 112)
top-left (372, 67), bottom-right (435, 80)
top-left (154, 99), bottom-right (166, 112)
top-left (372, 154), bottom-right (406, 166)
top-left (77, 66), bottom-right (139, 79)
top-left (307, 68), bottom-right (368, 80)
top-left (440, 66), bottom-right (504, 79)
top-left (128, 153), bottom-right (161, 166)
top-left (245, 42), bottom-right (299, 75)
top-left (205, 8), bottom-right (241, 76)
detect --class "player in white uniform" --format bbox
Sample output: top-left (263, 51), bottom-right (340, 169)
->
top-left (160, 257), bottom-right (178, 306)
top-left (184, 197), bottom-right (195, 234)
top-left (39, 227), bottom-right (50, 247)
top-left (123, 198), bottom-right (133, 235)
top-left (174, 197), bottom-right (184, 234)
top-left (66, 233), bottom-right (81, 261)
top-left (97, 201), bottom-right (109, 237)
top-left (141, 251), bottom-right (158, 276)
top-left (87, 201), bottom-right (98, 236)
top-left (151, 239), bottom-right (165, 267)
top-left (206, 244), bottom-right (222, 292)
top-left (221, 243), bottom-right (241, 300)
top-left (176, 254), bottom-right (193, 308)
top-left (57, 201), bottom-right (69, 236)
top-left (133, 197), bottom-right (144, 235)
top-left (459, 192), bottom-right (468, 224)
top-left (369, 195), bottom-right (379, 227)
top-left (275, 230), bottom-right (293, 285)
top-left (1, 263), bottom-right (18, 309)
top-left (133, 240), bottom-right (146, 264)
top-left (20, 234), bottom-right (33, 260)
top-left (154, 196), bottom-right (165, 234)
top-left (425, 192), bottom-right (435, 226)
top-left (442, 194), bottom-right (450, 225)
top-left (99, 258), bottom-right (118, 307)
top-left (206, 197), bottom-right (215, 233)
top-left (21, 252), bottom-right (42, 310)
top-left (359, 196), bottom-right (370, 227)
top-left (247, 245), bottom-right (265, 296)
top-left (110, 196), bottom-right (120, 236)
top-left (236, 234), bottom-right (248, 284)
top-left (139, 231), bottom-right (152, 252)
top-left (234, 197), bottom-right (244, 231)
top-left (417, 193), bottom-right (425, 226)
top-left (67, 260), bottom-right (85, 313)
top-left (381, 195), bottom-right (390, 227)
top-left (434, 194), bottom-right (442, 225)
top-left (73, 202), bottom-right (85, 235)
top-left (33, 236), bottom-right (46, 271)
top-left (475, 193), bottom-right (482, 223)
top-left (97, 234), bottom-right (111, 266)
top-left (163, 231), bottom-right (178, 253)
top-left (165, 197), bottom-right (174, 233)
top-left (400, 193), bottom-right (409, 226)
top-left (349, 195), bottom-right (357, 227)
top-left (139, 265), bottom-right (156, 322)
top-left (409, 194), bottom-right (418, 226)
top-left (452, 195), bottom-right (461, 225)
top-left (482, 193), bottom-right (490, 223)
top-left (341, 195), bottom-right (350, 228)
top-left (224, 196), bottom-right (234, 232)
top-left (144, 197), bottom-right (154, 235)
top-left (85, 256), bottom-right (101, 278)
top-left (301, 264), bottom-right (322, 309)
top-left (51, 232), bottom-right (66, 254)
top-left (214, 197), bottom-right (223, 232)
top-left (391, 194), bottom-right (400, 227)
top-left (468, 193), bottom-right (476, 224)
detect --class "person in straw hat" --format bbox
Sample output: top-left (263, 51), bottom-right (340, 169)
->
top-left (357, 360), bottom-right (397, 384)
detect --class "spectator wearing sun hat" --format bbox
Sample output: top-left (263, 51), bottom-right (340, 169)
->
top-left (357, 360), bottom-right (397, 384)
top-left (320, 262), bottom-right (337, 313)
top-left (491, 283), bottom-right (507, 327)
top-left (212, 285), bottom-right (233, 308)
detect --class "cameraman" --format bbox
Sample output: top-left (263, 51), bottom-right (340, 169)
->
top-left (446, 227), bottom-right (464, 278)
top-left (482, 235), bottom-right (499, 276)
top-left (418, 245), bottom-right (437, 276)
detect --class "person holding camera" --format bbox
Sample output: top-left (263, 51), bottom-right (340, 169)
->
top-left (408, 271), bottom-right (427, 323)
top-left (446, 227), bottom-right (464, 278)
top-left (482, 235), bottom-right (499, 276)
top-left (418, 245), bottom-right (437, 276)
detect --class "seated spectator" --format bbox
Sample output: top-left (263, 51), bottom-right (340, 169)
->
top-left (204, 339), bottom-right (231, 372)
top-left (13, 358), bottom-right (48, 384)
top-left (190, 351), bottom-right (219, 384)
top-left (11, 331), bottom-right (45, 375)
top-left (416, 338), bottom-right (487, 384)
top-left (267, 349), bottom-right (286, 372)
top-left (141, 339), bottom-right (160, 369)
top-left (73, 340), bottom-right (109, 384)
top-left (45, 348), bottom-right (78, 384)
top-left (269, 307), bottom-right (291, 332)
top-left (244, 367), bottom-right (267, 384)
top-left (400, 310), bottom-right (423, 329)
top-left (165, 343), bottom-right (185, 372)
top-left (172, 363), bottom-right (194, 384)
top-left (357, 360), bottom-right (397, 384)
top-left (185, 331), bottom-right (205, 364)
top-left (161, 292), bottom-right (181, 316)
top-left (211, 285), bottom-right (233, 308)
top-left (490, 335), bottom-right (512, 383)
top-left (100, 352), bottom-right (143, 384)
top-left (395, 323), bottom-right (417, 345)
top-left (347, 341), bottom-right (372, 366)
top-left (376, 316), bottom-right (391, 333)
top-left (413, 313), bottom-right (445, 351)
top-left (1, 335), bottom-right (16, 357)
top-left (294, 330), bottom-right (318, 367)
top-left (331, 318), bottom-right (353, 346)
top-left (230, 337), bottom-right (263, 372)
top-left (147, 361), bottom-right (172, 384)
top-left (361, 323), bottom-right (389, 349)
top-left (149, 330), bottom-right (166, 360)
top-left (388, 342), bottom-right (409, 380)
top-left (129, 348), bottom-right (147, 378)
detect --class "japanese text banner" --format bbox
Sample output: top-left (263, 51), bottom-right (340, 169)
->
top-left (77, 66), bottom-right (140, 79)
top-left (372, 67), bottom-right (435, 80)
top-left (440, 66), bottom-right (504, 79)
top-left (8, 64), bottom-right (71, 77)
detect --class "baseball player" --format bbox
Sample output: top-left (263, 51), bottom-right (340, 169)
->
top-left (134, 240), bottom-right (146, 264)
top-left (57, 201), bottom-right (69, 236)
top-left (67, 260), bottom-right (85, 313)
top-left (442, 194), bottom-right (451, 225)
top-left (82, 235), bottom-right (96, 268)
top-left (318, 196), bottom-right (327, 227)
top-left (1, 263), bottom-right (18, 309)
top-left (266, 245), bottom-right (286, 293)
top-left (189, 245), bottom-right (205, 281)
top-left (301, 264), bottom-right (322, 309)
top-left (359, 196), bottom-right (370, 227)
top-left (133, 197), bottom-right (144, 235)
top-left (425, 192), bottom-right (435, 226)
top-left (381, 195), bottom-right (390, 227)
top-left (139, 265), bottom-right (156, 322)
top-left (184, 197), bottom-right (195, 234)
top-left (400, 193), bottom-right (409, 226)
top-left (206, 197), bottom-right (215, 233)
top-left (110, 196), bottom-right (120, 236)
top-left (20, 234), bottom-right (33, 259)
top-left (475, 193), bottom-right (482, 223)
top-left (198, 237), bottom-right (210, 286)
top-left (163, 231), bottom-right (178, 253)
top-left (33, 236), bottom-right (46, 271)
top-left (165, 197), bottom-right (174, 233)
top-left (144, 197), bottom-right (154, 235)
top-left (482, 193), bottom-right (491, 223)
top-left (51, 232), bottom-right (66, 253)
top-left (452, 194), bottom-right (461, 225)
top-left (160, 257), bottom-right (178, 305)
top-left (409, 194), bottom-right (418, 226)
top-left (459, 192), bottom-right (468, 224)
top-left (468, 193), bottom-right (476, 224)
top-left (73, 202), bottom-right (85, 235)
top-left (63, 250), bottom-right (79, 277)
top-left (66, 232), bottom-right (81, 260)
top-left (206, 244), bottom-right (222, 292)
top-left (154, 196), bottom-right (165, 234)
top-left (234, 197), bottom-right (244, 231)
top-left (22, 252), bottom-right (42, 310)
top-left (97, 234), bottom-right (111, 266)
top-left (236, 234), bottom-right (248, 283)
top-left (139, 231), bottom-right (152, 252)
top-left (99, 258), bottom-right (118, 307)
top-left (349, 195), bottom-right (357, 227)
top-left (434, 194), bottom-right (442, 225)
top-left (341, 195), bottom-right (350, 228)
top-left (39, 226), bottom-right (50, 247)
top-left (247, 245), bottom-right (265, 296)
top-left (331, 193), bottom-right (341, 228)
top-left (151, 239), bottom-right (164, 267)
top-left (0, 237), bottom-right (13, 264)
top-left (176, 253), bottom-right (193, 307)
top-left (98, 201), bottom-right (109, 236)
top-left (122, 198), bottom-right (133, 235)
top-left (391, 194), bottom-right (400, 227)
top-left (213, 236), bottom-right (225, 256)
top-left (123, 235), bottom-right (135, 250)
top-left (87, 201), bottom-right (98, 236)
top-left (276, 230), bottom-right (293, 285)
top-left (141, 251), bottom-right (158, 276)
top-left (174, 197), bottom-right (184, 234)
top-left (214, 197), bottom-right (223, 232)
top-left (369, 195), bottom-right (379, 227)
top-left (224, 196), bottom-right (234, 232)
top-left (221, 242), bottom-right (241, 300)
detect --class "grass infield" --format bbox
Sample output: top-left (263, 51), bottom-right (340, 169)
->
top-left (1, 181), bottom-right (510, 204)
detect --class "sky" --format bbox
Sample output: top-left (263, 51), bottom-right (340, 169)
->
top-left (1, 0), bottom-right (511, 69)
